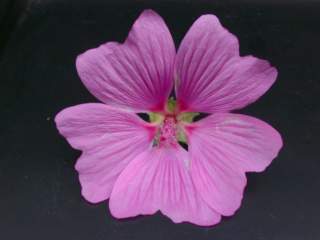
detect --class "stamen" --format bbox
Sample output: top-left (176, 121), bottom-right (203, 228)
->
top-left (158, 117), bottom-right (178, 147)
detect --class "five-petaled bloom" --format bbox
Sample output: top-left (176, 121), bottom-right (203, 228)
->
top-left (55, 9), bottom-right (282, 226)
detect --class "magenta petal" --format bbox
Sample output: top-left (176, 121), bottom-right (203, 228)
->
top-left (185, 113), bottom-right (282, 216)
top-left (175, 14), bottom-right (277, 113)
top-left (109, 147), bottom-right (221, 226)
top-left (76, 10), bottom-right (176, 112)
top-left (55, 103), bottom-right (156, 203)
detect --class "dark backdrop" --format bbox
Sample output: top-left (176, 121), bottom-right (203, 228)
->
top-left (1, 0), bottom-right (320, 239)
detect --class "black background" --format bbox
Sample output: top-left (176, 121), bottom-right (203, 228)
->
top-left (1, 0), bottom-right (320, 239)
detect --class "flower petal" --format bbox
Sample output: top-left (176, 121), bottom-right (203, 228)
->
top-left (109, 147), bottom-right (221, 226)
top-left (55, 103), bottom-right (156, 203)
top-left (185, 113), bottom-right (282, 216)
top-left (175, 14), bottom-right (277, 113)
top-left (76, 10), bottom-right (175, 112)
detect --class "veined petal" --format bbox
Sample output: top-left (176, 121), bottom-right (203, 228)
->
top-left (175, 14), bottom-right (277, 113)
top-left (76, 10), bottom-right (176, 112)
top-left (185, 113), bottom-right (282, 216)
top-left (109, 147), bottom-right (221, 226)
top-left (55, 103), bottom-right (156, 203)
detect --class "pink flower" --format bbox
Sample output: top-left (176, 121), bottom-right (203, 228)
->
top-left (55, 9), bottom-right (283, 226)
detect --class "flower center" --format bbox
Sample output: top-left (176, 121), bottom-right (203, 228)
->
top-left (158, 116), bottom-right (178, 147)
top-left (148, 98), bottom-right (200, 149)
